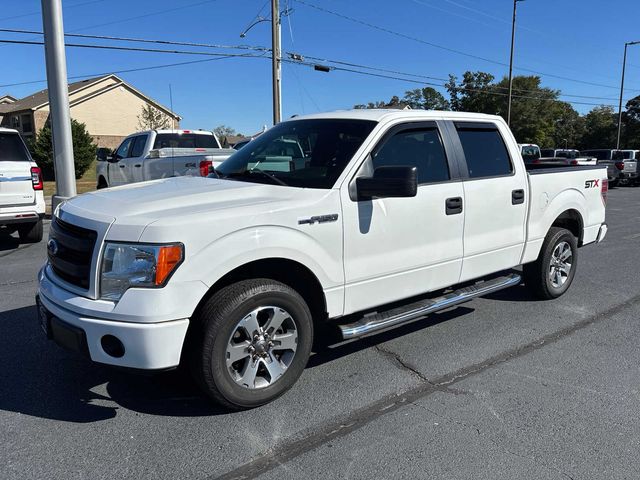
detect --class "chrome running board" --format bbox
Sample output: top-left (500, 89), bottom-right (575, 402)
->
top-left (339, 273), bottom-right (521, 340)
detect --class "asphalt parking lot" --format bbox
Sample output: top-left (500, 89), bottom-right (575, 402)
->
top-left (2, 186), bottom-right (640, 480)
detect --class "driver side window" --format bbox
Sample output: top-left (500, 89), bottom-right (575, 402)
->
top-left (373, 127), bottom-right (450, 184)
top-left (115, 137), bottom-right (134, 159)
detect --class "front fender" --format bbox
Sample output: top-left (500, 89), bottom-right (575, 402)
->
top-left (175, 225), bottom-right (345, 316)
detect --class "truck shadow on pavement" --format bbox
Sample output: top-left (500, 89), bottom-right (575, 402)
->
top-left (0, 230), bottom-right (20, 252)
top-left (0, 303), bottom-right (476, 423)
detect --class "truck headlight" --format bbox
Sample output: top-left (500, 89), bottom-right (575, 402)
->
top-left (100, 243), bottom-right (184, 301)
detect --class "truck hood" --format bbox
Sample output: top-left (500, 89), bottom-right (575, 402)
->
top-left (61, 176), bottom-right (304, 240)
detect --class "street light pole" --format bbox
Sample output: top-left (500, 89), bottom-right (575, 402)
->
top-left (617, 41), bottom-right (640, 150)
top-left (507, 0), bottom-right (522, 127)
top-left (271, 0), bottom-right (282, 125)
top-left (41, 0), bottom-right (76, 210)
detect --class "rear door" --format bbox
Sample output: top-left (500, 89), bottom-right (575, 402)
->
top-left (0, 132), bottom-right (35, 207)
top-left (447, 121), bottom-right (528, 282)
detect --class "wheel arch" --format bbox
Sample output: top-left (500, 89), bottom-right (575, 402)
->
top-left (195, 257), bottom-right (328, 325)
top-left (551, 208), bottom-right (584, 245)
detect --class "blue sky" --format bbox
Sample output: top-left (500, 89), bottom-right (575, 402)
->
top-left (1, 0), bottom-right (639, 134)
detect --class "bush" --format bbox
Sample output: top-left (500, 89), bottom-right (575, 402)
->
top-left (30, 119), bottom-right (97, 180)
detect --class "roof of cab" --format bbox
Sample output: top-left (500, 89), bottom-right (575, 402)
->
top-left (285, 109), bottom-right (504, 124)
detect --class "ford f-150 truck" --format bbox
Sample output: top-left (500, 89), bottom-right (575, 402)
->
top-left (37, 110), bottom-right (608, 409)
top-left (96, 129), bottom-right (235, 188)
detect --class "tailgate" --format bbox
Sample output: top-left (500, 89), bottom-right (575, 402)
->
top-left (624, 160), bottom-right (637, 173)
top-left (1, 132), bottom-right (35, 207)
top-left (0, 160), bottom-right (35, 207)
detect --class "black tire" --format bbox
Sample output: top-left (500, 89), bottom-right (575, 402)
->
top-left (97, 177), bottom-right (108, 189)
top-left (609, 179), bottom-right (619, 188)
top-left (189, 279), bottom-right (313, 410)
top-left (523, 227), bottom-right (577, 300)
top-left (17, 219), bottom-right (43, 243)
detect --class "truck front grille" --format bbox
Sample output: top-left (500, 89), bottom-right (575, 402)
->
top-left (48, 217), bottom-right (97, 289)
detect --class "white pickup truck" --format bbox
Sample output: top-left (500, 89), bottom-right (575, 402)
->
top-left (0, 128), bottom-right (45, 243)
top-left (96, 129), bottom-right (235, 188)
top-left (37, 110), bottom-right (608, 409)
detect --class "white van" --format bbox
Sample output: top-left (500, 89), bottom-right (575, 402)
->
top-left (0, 128), bottom-right (45, 243)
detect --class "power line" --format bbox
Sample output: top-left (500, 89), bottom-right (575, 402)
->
top-left (0, 35), bottom-right (621, 107)
top-left (0, 0), bottom-right (107, 23)
top-left (0, 28), bottom-right (270, 52)
top-left (0, 53), bottom-right (267, 89)
top-left (0, 27), bottom-right (617, 101)
top-left (292, 0), bottom-right (639, 92)
top-left (0, 38), bottom-right (265, 58)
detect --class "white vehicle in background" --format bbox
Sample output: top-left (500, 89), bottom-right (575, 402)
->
top-left (519, 143), bottom-right (541, 164)
top-left (96, 130), bottom-right (236, 188)
top-left (38, 110), bottom-right (608, 410)
top-left (582, 149), bottom-right (638, 186)
top-left (0, 128), bottom-right (45, 243)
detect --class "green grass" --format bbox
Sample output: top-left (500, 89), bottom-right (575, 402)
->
top-left (43, 160), bottom-right (98, 212)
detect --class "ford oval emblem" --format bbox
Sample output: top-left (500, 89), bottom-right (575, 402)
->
top-left (47, 239), bottom-right (59, 256)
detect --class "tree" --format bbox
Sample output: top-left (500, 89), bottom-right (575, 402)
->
top-left (30, 119), bottom-right (97, 180)
top-left (137, 104), bottom-right (172, 130)
top-left (621, 95), bottom-right (640, 149)
top-left (446, 71), bottom-right (496, 113)
top-left (580, 106), bottom-right (617, 149)
top-left (550, 102), bottom-right (585, 149)
top-left (213, 125), bottom-right (237, 138)
top-left (402, 87), bottom-right (449, 110)
top-left (354, 95), bottom-right (406, 109)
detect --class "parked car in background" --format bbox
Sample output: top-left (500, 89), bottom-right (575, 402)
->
top-left (613, 150), bottom-right (639, 185)
top-left (538, 148), bottom-right (596, 166)
top-left (96, 130), bottom-right (236, 188)
top-left (0, 128), bottom-right (45, 243)
top-left (38, 110), bottom-right (608, 409)
top-left (519, 144), bottom-right (541, 164)
top-left (582, 149), bottom-right (636, 186)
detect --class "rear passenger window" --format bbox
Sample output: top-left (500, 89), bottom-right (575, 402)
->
top-left (129, 136), bottom-right (147, 157)
top-left (456, 126), bottom-right (513, 178)
top-left (373, 128), bottom-right (449, 184)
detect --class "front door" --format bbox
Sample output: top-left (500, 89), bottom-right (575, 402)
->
top-left (341, 122), bottom-right (465, 315)
top-left (109, 136), bottom-right (134, 186)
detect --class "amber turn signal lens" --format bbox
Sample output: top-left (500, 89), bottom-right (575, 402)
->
top-left (155, 245), bottom-right (183, 285)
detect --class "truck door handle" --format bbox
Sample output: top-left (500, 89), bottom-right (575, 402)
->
top-left (118, 164), bottom-right (126, 168)
top-left (445, 197), bottom-right (463, 215)
top-left (134, 164), bottom-right (142, 167)
top-left (512, 189), bottom-right (525, 205)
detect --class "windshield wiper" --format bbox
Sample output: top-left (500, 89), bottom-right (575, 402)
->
top-left (245, 168), bottom-right (289, 186)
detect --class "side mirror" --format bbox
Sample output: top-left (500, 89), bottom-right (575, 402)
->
top-left (96, 148), bottom-right (109, 162)
top-left (356, 165), bottom-right (417, 201)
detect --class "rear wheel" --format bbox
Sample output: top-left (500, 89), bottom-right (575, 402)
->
top-left (523, 227), bottom-right (577, 300)
top-left (97, 177), bottom-right (108, 189)
top-left (17, 219), bottom-right (43, 243)
top-left (189, 279), bottom-right (313, 410)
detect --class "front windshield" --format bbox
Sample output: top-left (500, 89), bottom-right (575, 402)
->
top-left (216, 119), bottom-right (376, 188)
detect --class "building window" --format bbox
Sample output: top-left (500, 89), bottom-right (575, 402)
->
top-left (11, 115), bottom-right (20, 129)
top-left (20, 114), bottom-right (32, 134)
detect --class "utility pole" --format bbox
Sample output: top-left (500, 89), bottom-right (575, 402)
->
top-left (617, 41), bottom-right (640, 150)
top-left (271, 0), bottom-right (282, 125)
top-left (507, 0), bottom-right (523, 127)
top-left (41, 0), bottom-right (76, 210)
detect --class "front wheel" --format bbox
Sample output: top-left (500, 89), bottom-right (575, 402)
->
top-left (523, 227), bottom-right (577, 300)
top-left (189, 279), bottom-right (313, 410)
